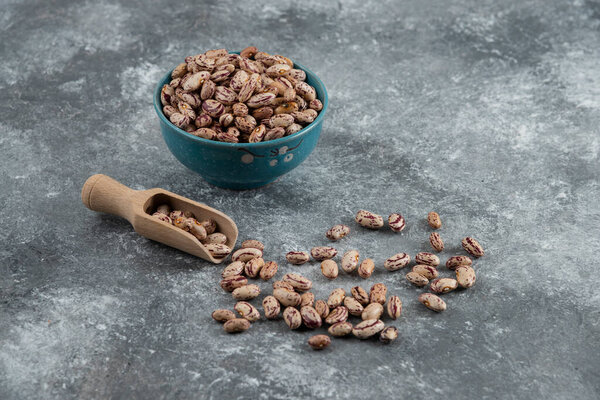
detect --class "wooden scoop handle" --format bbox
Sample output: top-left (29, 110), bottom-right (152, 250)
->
top-left (81, 174), bottom-right (137, 222)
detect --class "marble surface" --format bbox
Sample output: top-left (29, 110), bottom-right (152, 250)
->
top-left (1, 0), bottom-right (599, 399)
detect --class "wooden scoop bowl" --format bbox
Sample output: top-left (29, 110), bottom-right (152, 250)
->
top-left (81, 174), bottom-right (238, 263)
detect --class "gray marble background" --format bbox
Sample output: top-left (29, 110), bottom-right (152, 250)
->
top-left (1, 0), bottom-right (599, 399)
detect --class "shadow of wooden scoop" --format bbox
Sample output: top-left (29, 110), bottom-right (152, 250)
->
top-left (81, 174), bottom-right (238, 263)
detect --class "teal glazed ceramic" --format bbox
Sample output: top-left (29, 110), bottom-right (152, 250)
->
top-left (153, 58), bottom-right (328, 190)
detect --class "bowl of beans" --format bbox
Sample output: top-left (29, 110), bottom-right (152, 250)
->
top-left (153, 47), bottom-right (328, 190)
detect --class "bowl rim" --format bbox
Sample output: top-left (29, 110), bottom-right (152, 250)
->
top-left (153, 54), bottom-right (328, 148)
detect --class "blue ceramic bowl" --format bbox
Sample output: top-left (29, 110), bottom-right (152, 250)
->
top-left (153, 58), bottom-right (328, 189)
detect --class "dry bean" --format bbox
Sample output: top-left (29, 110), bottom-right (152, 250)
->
top-left (283, 307), bottom-right (302, 329)
top-left (286, 123), bottom-right (302, 135)
top-left (262, 296), bottom-right (281, 319)
top-left (355, 210), bottom-right (384, 229)
top-left (282, 273), bottom-right (312, 291)
top-left (415, 252), bottom-right (440, 267)
top-left (234, 301), bottom-right (260, 322)
top-left (446, 256), bottom-right (473, 270)
top-left (205, 243), bottom-right (231, 258)
top-left (325, 224), bottom-right (350, 241)
top-left (263, 127), bottom-right (285, 141)
top-left (204, 232), bottom-right (228, 245)
top-left (191, 128), bottom-right (216, 140)
top-left (300, 306), bottom-right (322, 329)
top-left (352, 319), bottom-right (385, 339)
top-left (232, 247), bottom-right (263, 262)
top-left (351, 286), bottom-right (369, 306)
top-left (430, 278), bottom-right (458, 294)
top-left (300, 292), bottom-right (315, 307)
top-left (358, 258), bottom-right (375, 279)
top-left (222, 261), bottom-right (245, 278)
top-left (273, 288), bottom-right (302, 307)
top-left (455, 265), bottom-right (476, 288)
top-left (369, 283), bottom-right (387, 305)
top-left (362, 303), bottom-right (384, 321)
top-left (388, 213), bottom-right (406, 232)
top-left (223, 318), bottom-right (250, 333)
top-left (199, 218), bottom-right (216, 234)
top-left (418, 293), bottom-right (446, 312)
top-left (387, 296), bottom-right (402, 320)
top-left (286, 251), bottom-right (310, 265)
top-left (259, 261), bottom-right (278, 281)
top-left (343, 297), bottom-right (364, 316)
top-left (379, 326), bottom-right (398, 344)
top-left (232, 284), bottom-right (261, 300)
top-left (384, 253), bottom-right (411, 271)
top-left (412, 264), bottom-right (439, 280)
top-left (327, 288), bottom-right (346, 308)
top-left (186, 218), bottom-right (207, 240)
top-left (308, 334), bottom-right (331, 350)
top-left (462, 237), bottom-right (485, 257)
top-left (212, 309), bottom-right (235, 322)
top-left (244, 257), bottom-right (264, 278)
top-left (429, 232), bottom-right (444, 252)
top-left (249, 124), bottom-right (266, 143)
top-left (220, 275), bottom-right (248, 292)
top-left (152, 212), bottom-right (172, 224)
top-left (310, 246), bottom-right (337, 261)
top-left (273, 281), bottom-right (294, 291)
top-left (315, 300), bottom-right (329, 319)
top-left (328, 321), bottom-right (353, 337)
top-left (321, 260), bottom-right (339, 279)
top-left (406, 271), bottom-right (429, 287)
top-left (341, 250), bottom-right (360, 273)
top-left (325, 306), bottom-right (349, 324)
top-left (427, 212), bottom-right (442, 229)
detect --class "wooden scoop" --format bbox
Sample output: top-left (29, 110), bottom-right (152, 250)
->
top-left (81, 174), bottom-right (238, 263)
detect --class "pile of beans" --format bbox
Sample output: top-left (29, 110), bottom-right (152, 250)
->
top-left (160, 47), bottom-right (323, 143)
top-left (211, 210), bottom-right (484, 351)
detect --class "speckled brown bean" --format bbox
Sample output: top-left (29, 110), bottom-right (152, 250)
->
top-left (308, 334), bottom-right (331, 350)
top-left (358, 258), bottom-right (375, 279)
top-left (300, 292), bottom-right (315, 307)
top-left (234, 301), bottom-right (260, 322)
top-left (285, 251), bottom-right (310, 265)
top-left (169, 112), bottom-right (190, 128)
top-left (326, 224), bottom-right (350, 241)
top-left (220, 275), bottom-right (248, 292)
top-left (172, 63), bottom-right (188, 79)
top-left (429, 232), bottom-right (444, 252)
top-left (361, 303), bottom-right (384, 321)
top-left (269, 113), bottom-right (294, 128)
top-left (301, 306), bottom-right (322, 329)
top-left (244, 258), bottom-right (264, 278)
top-left (232, 102), bottom-right (249, 117)
top-left (379, 326), bottom-right (398, 344)
top-left (325, 306), bottom-right (349, 325)
top-left (212, 309), bottom-right (236, 322)
top-left (195, 114), bottom-right (212, 128)
top-left (200, 79), bottom-right (216, 100)
top-left (182, 71), bottom-right (210, 91)
top-left (161, 85), bottom-right (175, 106)
top-left (273, 281), bottom-right (294, 291)
top-left (152, 212), bottom-right (172, 224)
top-left (230, 70), bottom-right (250, 93)
top-left (455, 265), bottom-right (476, 288)
top-left (328, 321), bottom-right (353, 337)
top-left (232, 284), bottom-right (261, 300)
top-left (387, 296), bottom-right (402, 320)
top-left (282, 273), bottom-right (312, 291)
top-left (388, 213), bottom-right (406, 232)
top-left (321, 260), bottom-right (339, 279)
top-left (169, 210), bottom-right (186, 220)
top-left (291, 109), bottom-right (317, 124)
top-left (222, 261), bottom-right (245, 278)
top-left (204, 232), bottom-right (228, 245)
top-left (249, 124), bottom-right (266, 143)
top-left (415, 252), bottom-right (440, 267)
top-left (162, 105), bottom-right (177, 118)
top-left (240, 46), bottom-right (258, 59)
top-left (273, 288), bottom-right (302, 307)
top-left (369, 283), bottom-right (387, 305)
top-left (274, 101), bottom-right (299, 115)
top-left (327, 288), bottom-right (346, 308)
top-left (259, 261), bottom-right (278, 281)
top-left (262, 296), bottom-right (281, 319)
top-left (383, 253), bottom-right (410, 271)
top-left (351, 286), bottom-right (369, 306)
top-left (446, 256), bottom-right (473, 270)
top-left (283, 307), bottom-right (302, 330)
top-left (238, 73), bottom-right (260, 102)
top-left (285, 123), bottom-right (302, 136)
top-left (341, 250), bottom-right (360, 273)
top-left (344, 297), bottom-right (364, 316)
top-left (263, 127), bottom-right (285, 141)
top-left (462, 237), bottom-right (485, 257)
top-left (419, 293), bottom-right (446, 312)
top-left (314, 300), bottom-right (329, 319)
top-left (235, 115), bottom-right (257, 134)
top-left (355, 210), bottom-right (384, 229)
top-left (205, 243), bottom-right (231, 258)
top-left (156, 204), bottom-right (170, 215)
top-left (186, 218), bottom-right (207, 240)
top-left (199, 218), bottom-right (217, 235)
top-left (223, 318), bottom-right (250, 333)
top-left (252, 106), bottom-right (273, 120)
top-left (191, 128), bottom-right (216, 140)
top-left (427, 212), bottom-right (442, 229)
top-left (406, 272), bottom-right (429, 287)
top-left (412, 264), bottom-right (439, 280)
top-left (309, 99), bottom-right (323, 111)
top-left (232, 247), bottom-right (263, 262)
top-left (352, 319), bottom-right (385, 339)
top-left (178, 101), bottom-right (196, 120)
top-left (295, 81), bottom-right (316, 101)
top-left (311, 246), bottom-right (337, 261)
